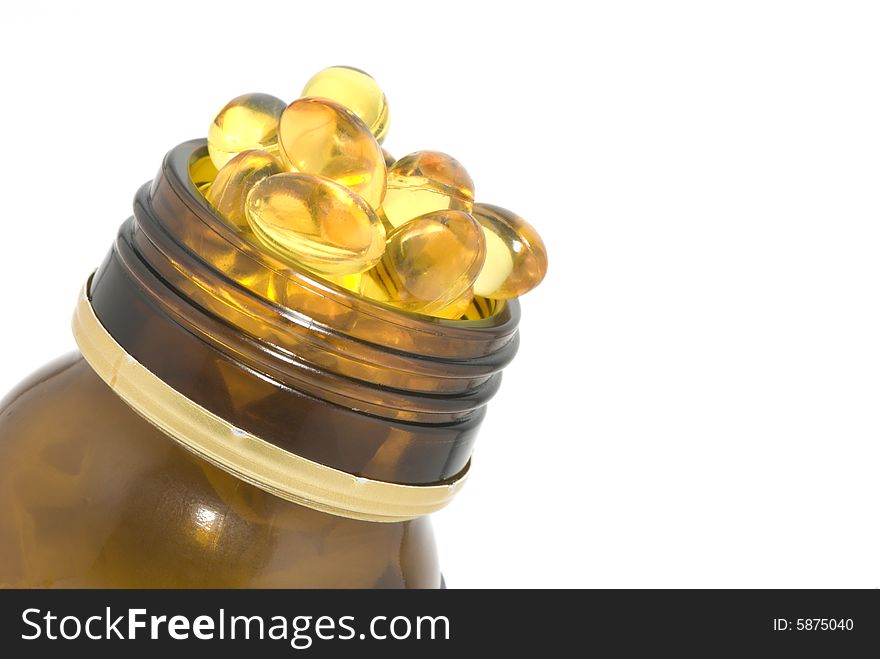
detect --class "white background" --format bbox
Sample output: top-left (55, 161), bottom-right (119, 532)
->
top-left (2, 1), bottom-right (879, 588)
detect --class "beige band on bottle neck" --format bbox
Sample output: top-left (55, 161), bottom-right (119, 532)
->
top-left (71, 277), bottom-right (468, 523)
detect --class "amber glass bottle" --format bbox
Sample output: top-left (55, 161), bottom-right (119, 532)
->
top-left (0, 141), bottom-right (520, 588)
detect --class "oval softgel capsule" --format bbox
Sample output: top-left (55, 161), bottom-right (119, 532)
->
top-left (472, 203), bottom-right (548, 299)
top-left (382, 151), bottom-right (475, 229)
top-left (362, 210), bottom-right (486, 315)
top-left (277, 98), bottom-right (387, 210)
top-left (301, 66), bottom-right (390, 143)
top-left (206, 150), bottom-right (284, 231)
top-left (207, 93), bottom-right (287, 169)
top-left (246, 173), bottom-right (386, 276)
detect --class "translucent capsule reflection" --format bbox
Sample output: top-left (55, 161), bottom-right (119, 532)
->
top-left (301, 66), bottom-right (390, 143)
top-left (462, 295), bottom-right (502, 321)
top-left (206, 150), bottom-right (284, 231)
top-left (361, 210), bottom-right (485, 315)
top-left (277, 98), bottom-right (387, 209)
top-left (190, 154), bottom-right (219, 194)
top-left (207, 93), bottom-right (287, 169)
top-left (471, 203), bottom-right (548, 299)
top-left (431, 289), bottom-right (474, 320)
top-left (382, 151), bottom-right (475, 229)
top-left (245, 173), bottom-right (386, 276)
top-left (324, 272), bottom-right (363, 294)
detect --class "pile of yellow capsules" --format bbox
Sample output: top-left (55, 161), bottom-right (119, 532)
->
top-left (201, 66), bottom-right (547, 320)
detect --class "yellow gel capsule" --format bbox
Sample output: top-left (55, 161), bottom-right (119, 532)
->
top-left (208, 93), bottom-right (287, 169)
top-left (278, 98), bottom-right (387, 209)
top-left (382, 151), bottom-right (475, 229)
top-left (301, 66), bottom-right (390, 143)
top-left (471, 203), bottom-right (548, 299)
top-left (206, 150), bottom-right (284, 231)
top-left (362, 210), bottom-right (486, 315)
top-left (245, 173), bottom-right (386, 276)
top-left (382, 149), bottom-right (396, 168)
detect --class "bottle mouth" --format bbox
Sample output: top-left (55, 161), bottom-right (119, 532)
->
top-left (111, 139), bottom-right (519, 412)
top-left (83, 139), bottom-right (521, 487)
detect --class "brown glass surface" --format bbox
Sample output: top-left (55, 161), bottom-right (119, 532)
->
top-left (0, 354), bottom-right (439, 587)
top-left (0, 140), bottom-right (524, 588)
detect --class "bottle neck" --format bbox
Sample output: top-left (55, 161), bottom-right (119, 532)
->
top-left (84, 140), bottom-right (519, 491)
